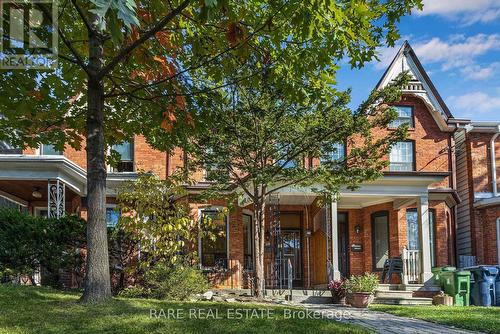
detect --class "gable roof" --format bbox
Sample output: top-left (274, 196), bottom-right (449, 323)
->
top-left (376, 41), bottom-right (455, 131)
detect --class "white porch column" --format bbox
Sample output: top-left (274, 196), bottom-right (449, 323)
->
top-left (330, 200), bottom-right (341, 280)
top-left (417, 195), bottom-right (433, 284)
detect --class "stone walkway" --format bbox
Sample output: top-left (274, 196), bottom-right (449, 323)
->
top-left (291, 303), bottom-right (482, 334)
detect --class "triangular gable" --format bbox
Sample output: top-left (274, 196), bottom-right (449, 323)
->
top-left (376, 41), bottom-right (454, 131)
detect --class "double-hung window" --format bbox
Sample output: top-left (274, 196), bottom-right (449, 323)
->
top-left (111, 141), bottom-right (134, 172)
top-left (389, 141), bottom-right (415, 171)
top-left (390, 106), bottom-right (414, 128)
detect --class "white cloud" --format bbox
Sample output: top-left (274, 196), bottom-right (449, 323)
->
top-left (461, 62), bottom-right (500, 80)
top-left (448, 91), bottom-right (500, 115)
top-left (374, 34), bottom-right (500, 80)
top-left (412, 35), bottom-right (500, 70)
top-left (418, 0), bottom-right (500, 25)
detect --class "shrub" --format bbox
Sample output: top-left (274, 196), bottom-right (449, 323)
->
top-left (345, 273), bottom-right (379, 294)
top-left (0, 209), bottom-right (85, 286)
top-left (118, 285), bottom-right (149, 299)
top-left (143, 262), bottom-right (209, 300)
top-left (119, 260), bottom-right (209, 300)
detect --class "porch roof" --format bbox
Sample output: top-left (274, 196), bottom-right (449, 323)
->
top-left (239, 172), bottom-right (450, 207)
top-left (0, 155), bottom-right (139, 197)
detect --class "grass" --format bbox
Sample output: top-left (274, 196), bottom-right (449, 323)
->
top-left (0, 285), bottom-right (367, 334)
top-left (371, 304), bottom-right (500, 334)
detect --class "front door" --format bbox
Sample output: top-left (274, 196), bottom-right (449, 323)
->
top-left (338, 213), bottom-right (349, 278)
top-left (281, 230), bottom-right (302, 286)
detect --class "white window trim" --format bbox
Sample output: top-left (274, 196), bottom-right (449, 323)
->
top-left (108, 141), bottom-right (135, 173)
top-left (389, 141), bottom-right (415, 171)
top-left (198, 206), bottom-right (230, 269)
top-left (38, 144), bottom-right (63, 156)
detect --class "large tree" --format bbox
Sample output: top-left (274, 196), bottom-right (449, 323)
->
top-left (0, 0), bottom-right (422, 302)
top-left (180, 71), bottom-right (410, 297)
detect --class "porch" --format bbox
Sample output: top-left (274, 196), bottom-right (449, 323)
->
top-left (252, 172), bottom-right (458, 290)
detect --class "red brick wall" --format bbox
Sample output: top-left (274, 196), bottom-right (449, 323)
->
top-left (466, 132), bottom-right (500, 194)
top-left (472, 205), bottom-right (500, 265)
top-left (310, 95), bottom-right (453, 188)
top-left (133, 135), bottom-right (167, 178)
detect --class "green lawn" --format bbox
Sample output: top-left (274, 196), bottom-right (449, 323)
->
top-left (371, 304), bottom-right (500, 334)
top-left (0, 285), bottom-right (366, 334)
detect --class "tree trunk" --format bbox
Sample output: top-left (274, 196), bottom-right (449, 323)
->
top-left (253, 186), bottom-right (266, 298)
top-left (81, 24), bottom-right (112, 303)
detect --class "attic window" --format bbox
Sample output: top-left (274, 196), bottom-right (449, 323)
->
top-left (390, 106), bottom-right (414, 128)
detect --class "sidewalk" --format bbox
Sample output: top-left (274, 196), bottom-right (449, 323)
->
top-left (293, 303), bottom-right (483, 334)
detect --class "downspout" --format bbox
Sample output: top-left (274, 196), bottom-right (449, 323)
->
top-left (491, 127), bottom-right (500, 197)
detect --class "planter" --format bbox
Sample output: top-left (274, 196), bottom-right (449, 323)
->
top-left (349, 292), bottom-right (373, 308)
top-left (330, 291), bottom-right (347, 305)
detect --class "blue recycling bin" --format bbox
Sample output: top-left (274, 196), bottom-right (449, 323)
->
top-left (469, 266), bottom-right (499, 306)
top-left (495, 266), bottom-right (500, 306)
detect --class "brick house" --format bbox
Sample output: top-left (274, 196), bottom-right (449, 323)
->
top-left (454, 121), bottom-right (500, 267)
top-left (0, 41), bottom-right (484, 291)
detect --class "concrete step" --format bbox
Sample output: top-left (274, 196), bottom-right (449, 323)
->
top-left (374, 296), bottom-right (433, 306)
top-left (375, 290), bottom-right (414, 299)
top-left (377, 284), bottom-right (441, 292)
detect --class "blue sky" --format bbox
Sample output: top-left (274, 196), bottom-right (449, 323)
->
top-left (336, 0), bottom-right (500, 121)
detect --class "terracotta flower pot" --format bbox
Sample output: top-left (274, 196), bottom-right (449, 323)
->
top-left (349, 292), bottom-right (373, 308)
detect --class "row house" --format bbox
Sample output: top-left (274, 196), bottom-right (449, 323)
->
top-left (0, 41), bottom-right (491, 291)
top-left (455, 121), bottom-right (500, 266)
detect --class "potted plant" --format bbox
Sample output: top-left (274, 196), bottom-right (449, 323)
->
top-left (345, 273), bottom-right (379, 308)
top-left (327, 279), bottom-right (346, 305)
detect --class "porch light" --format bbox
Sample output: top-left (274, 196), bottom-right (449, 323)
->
top-left (32, 187), bottom-right (42, 199)
top-left (354, 224), bottom-right (362, 235)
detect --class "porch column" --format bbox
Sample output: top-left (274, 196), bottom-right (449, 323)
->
top-left (330, 200), bottom-right (341, 280)
top-left (417, 195), bottom-right (433, 284)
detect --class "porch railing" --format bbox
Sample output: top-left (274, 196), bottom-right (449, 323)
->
top-left (402, 248), bottom-right (421, 284)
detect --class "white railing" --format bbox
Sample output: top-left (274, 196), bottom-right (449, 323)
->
top-left (402, 248), bottom-right (421, 284)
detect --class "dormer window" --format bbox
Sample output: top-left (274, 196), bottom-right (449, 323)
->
top-left (390, 106), bottom-right (414, 128)
top-left (111, 140), bottom-right (134, 172)
top-left (40, 144), bottom-right (63, 155)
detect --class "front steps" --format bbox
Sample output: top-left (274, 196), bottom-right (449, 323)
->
top-left (215, 284), bottom-right (438, 305)
top-left (373, 284), bottom-right (437, 305)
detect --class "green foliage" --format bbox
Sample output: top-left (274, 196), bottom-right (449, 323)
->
top-left (117, 173), bottom-right (195, 266)
top-left (0, 0), bottom-right (422, 156)
top-left (345, 273), bottom-right (379, 294)
top-left (116, 172), bottom-right (221, 267)
top-left (0, 209), bottom-right (85, 285)
top-left (118, 261), bottom-right (209, 300)
top-left (143, 262), bottom-right (209, 300)
top-left (185, 72), bottom-right (410, 204)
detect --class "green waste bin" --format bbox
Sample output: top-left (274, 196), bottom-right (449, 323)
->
top-left (441, 270), bottom-right (471, 306)
top-left (432, 266), bottom-right (456, 287)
